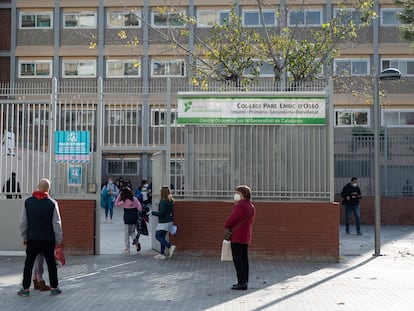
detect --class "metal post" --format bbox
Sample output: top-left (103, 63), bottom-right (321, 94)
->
top-left (328, 77), bottom-right (334, 202)
top-left (373, 75), bottom-right (381, 256)
top-left (373, 0), bottom-right (381, 257)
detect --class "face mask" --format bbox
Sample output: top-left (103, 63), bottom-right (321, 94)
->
top-left (108, 181), bottom-right (113, 184)
top-left (233, 193), bottom-right (241, 202)
top-left (352, 183), bottom-right (357, 187)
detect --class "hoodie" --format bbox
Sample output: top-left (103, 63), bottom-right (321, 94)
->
top-left (115, 195), bottom-right (142, 224)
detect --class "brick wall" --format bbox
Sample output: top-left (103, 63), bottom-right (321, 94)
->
top-left (57, 200), bottom-right (95, 255)
top-left (0, 9), bottom-right (11, 51)
top-left (337, 196), bottom-right (414, 225)
top-left (55, 197), bottom-right (414, 260)
top-left (170, 201), bottom-right (340, 262)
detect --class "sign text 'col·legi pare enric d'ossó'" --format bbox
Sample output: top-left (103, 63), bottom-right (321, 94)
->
top-left (177, 93), bottom-right (326, 125)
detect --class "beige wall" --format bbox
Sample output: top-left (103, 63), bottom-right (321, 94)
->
top-left (0, 200), bottom-right (25, 253)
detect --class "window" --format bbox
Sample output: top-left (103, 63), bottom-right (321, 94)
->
top-left (383, 110), bottom-right (414, 127)
top-left (20, 12), bottom-right (52, 28)
top-left (244, 60), bottom-right (274, 77)
top-left (288, 10), bottom-right (322, 26)
top-left (27, 109), bottom-right (49, 125)
top-left (335, 160), bottom-right (371, 178)
top-left (151, 59), bottom-right (186, 77)
top-left (63, 12), bottom-right (97, 28)
top-left (151, 109), bottom-right (182, 127)
top-left (334, 59), bottom-right (369, 76)
top-left (18, 60), bottom-right (52, 78)
top-left (170, 159), bottom-right (184, 175)
top-left (381, 8), bottom-right (402, 26)
top-left (243, 10), bottom-right (276, 27)
top-left (106, 159), bottom-right (140, 176)
top-left (108, 11), bottom-right (141, 28)
top-left (151, 10), bottom-right (185, 28)
top-left (196, 10), bottom-right (230, 27)
top-left (62, 60), bottom-right (96, 78)
top-left (382, 59), bottom-right (414, 76)
top-left (170, 159), bottom-right (184, 191)
top-left (107, 110), bottom-right (141, 125)
top-left (106, 60), bottom-right (141, 78)
top-left (334, 8), bottom-right (363, 25)
top-left (335, 109), bottom-right (370, 127)
top-left (63, 110), bottom-right (95, 126)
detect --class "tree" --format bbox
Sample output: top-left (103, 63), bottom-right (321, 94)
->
top-left (395, 0), bottom-right (414, 42)
top-left (93, 1), bottom-right (375, 87)
top-left (257, 0), bottom-right (375, 82)
top-left (188, 8), bottom-right (266, 88)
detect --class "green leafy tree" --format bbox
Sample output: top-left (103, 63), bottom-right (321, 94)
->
top-left (258, 0), bottom-right (375, 82)
top-left (395, 0), bottom-right (414, 41)
top-left (189, 9), bottom-right (266, 89)
top-left (92, 1), bottom-right (375, 87)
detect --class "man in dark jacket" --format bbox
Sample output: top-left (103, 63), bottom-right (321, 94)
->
top-left (18, 178), bottom-right (63, 297)
top-left (2, 172), bottom-right (22, 199)
top-left (341, 177), bottom-right (362, 235)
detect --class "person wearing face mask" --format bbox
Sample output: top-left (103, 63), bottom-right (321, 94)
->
top-left (101, 178), bottom-right (119, 222)
top-left (341, 177), bottom-right (362, 235)
top-left (224, 185), bottom-right (256, 291)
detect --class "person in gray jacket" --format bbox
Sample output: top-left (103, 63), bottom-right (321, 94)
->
top-left (18, 178), bottom-right (63, 297)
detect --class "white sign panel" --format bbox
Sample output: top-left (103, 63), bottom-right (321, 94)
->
top-left (178, 94), bottom-right (326, 125)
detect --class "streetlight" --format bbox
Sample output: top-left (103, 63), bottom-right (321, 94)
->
top-left (373, 67), bottom-right (401, 257)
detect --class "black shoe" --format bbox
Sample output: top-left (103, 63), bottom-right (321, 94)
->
top-left (357, 231), bottom-right (362, 235)
top-left (345, 230), bottom-right (350, 234)
top-left (231, 284), bottom-right (247, 290)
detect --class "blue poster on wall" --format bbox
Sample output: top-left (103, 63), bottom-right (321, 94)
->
top-left (68, 166), bottom-right (82, 187)
top-left (55, 131), bottom-right (90, 163)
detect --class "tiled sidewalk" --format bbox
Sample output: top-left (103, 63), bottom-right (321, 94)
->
top-left (0, 221), bottom-right (413, 311)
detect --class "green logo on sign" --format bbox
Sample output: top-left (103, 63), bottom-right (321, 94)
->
top-left (184, 101), bottom-right (192, 112)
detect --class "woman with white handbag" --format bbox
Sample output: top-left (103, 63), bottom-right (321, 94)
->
top-left (224, 185), bottom-right (256, 291)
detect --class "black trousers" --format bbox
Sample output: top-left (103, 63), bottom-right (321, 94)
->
top-left (22, 240), bottom-right (58, 289)
top-left (231, 242), bottom-right (249, 285)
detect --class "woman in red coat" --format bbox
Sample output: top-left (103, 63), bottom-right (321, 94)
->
top-left (224, 185), bottom-right (256, 290)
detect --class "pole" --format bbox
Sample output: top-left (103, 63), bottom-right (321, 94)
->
top-left (373, 76), bottom-right (381, 256)
top-left (373, 0), bottom-right (381, 256)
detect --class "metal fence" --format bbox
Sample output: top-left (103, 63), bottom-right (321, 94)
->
top-left (334, 127), bottom-right (414, 197)
top-left (0, 78), bottom-right (332, 201)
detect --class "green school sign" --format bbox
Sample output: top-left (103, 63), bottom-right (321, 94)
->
top-left (177, 93), bottom-right (326, 125)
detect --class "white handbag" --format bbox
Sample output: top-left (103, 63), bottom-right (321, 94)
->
top-left (220, 239), bottom-right (233, 261)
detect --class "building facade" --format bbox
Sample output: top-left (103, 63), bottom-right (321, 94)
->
top-left (0, 0), bottom-right (413, 198)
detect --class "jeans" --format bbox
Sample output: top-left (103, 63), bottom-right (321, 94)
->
top-left (345, 203), bottom-right (361, 233)
top-left (155, 230), bottom-right (171, 255)
top-left (124, 224), bottom-right (137, 249)
top-left (104, 200), bottom-right (114, 220)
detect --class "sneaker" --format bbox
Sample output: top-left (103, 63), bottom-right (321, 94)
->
top-left (357, 231), bottom-right (362, 235)
top-left (122, 248), bottom-right (130, 254)
top-left (50, 288), bottom-right (62, 295)
top-left (345, 230), bottom-right (350, 234)
top-left (17, 288), bottom-right (30, 297)
top-left (154, 254), bottom-right (166, 260)
top-left (169, 245), bottom-right (176, 258)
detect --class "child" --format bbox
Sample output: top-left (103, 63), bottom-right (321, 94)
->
top-left (115, 187), bottom-right (142, 254)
